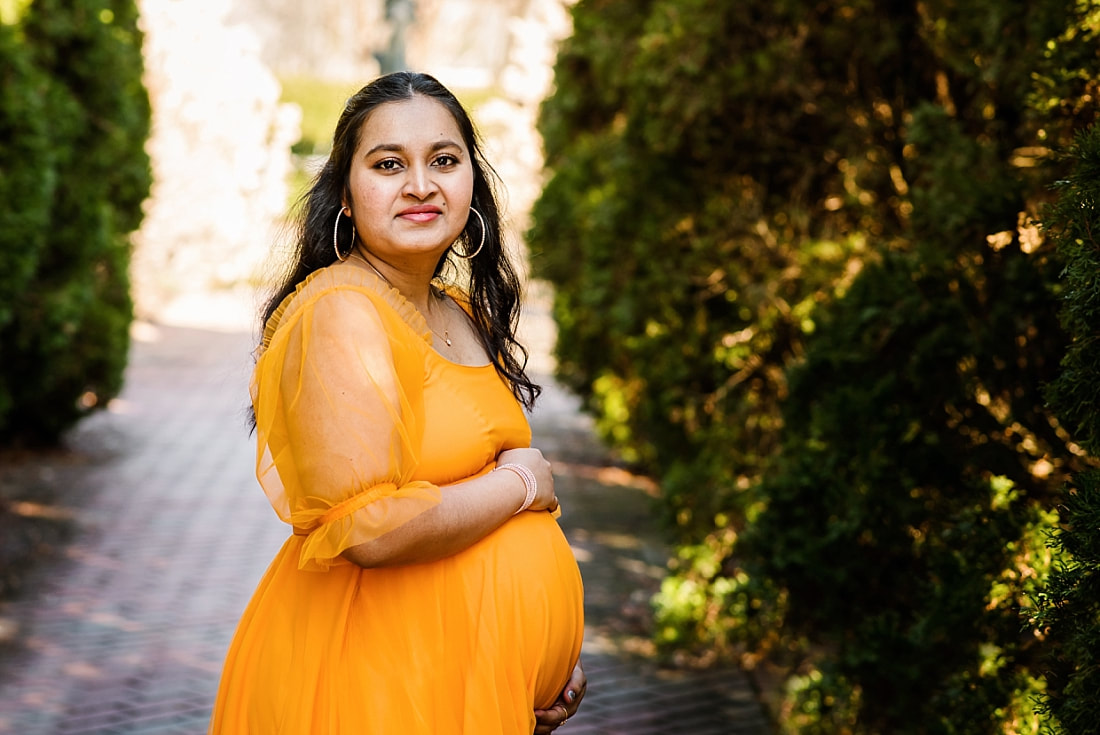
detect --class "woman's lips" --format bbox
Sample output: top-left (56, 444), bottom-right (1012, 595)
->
top-left (398, 206), bottom-right (441, 222)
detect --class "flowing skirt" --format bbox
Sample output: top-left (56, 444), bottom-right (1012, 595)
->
top-left (210, 510), bottom-right (584, 734)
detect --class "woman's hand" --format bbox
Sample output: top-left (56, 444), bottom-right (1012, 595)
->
top-left (496, 447), bottom-right (557, 512)
top-left (534, 661), bottom-right (586, 733)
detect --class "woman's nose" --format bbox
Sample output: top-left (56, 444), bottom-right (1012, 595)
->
top-left (404, 164), bottom-right (437, 199)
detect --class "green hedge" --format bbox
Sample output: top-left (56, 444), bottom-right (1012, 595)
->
top-left (0, 0), bottom-right (150, 444)
top-left (0, 19), bottom-right (50, 338)
top-left (530, 0), bottom-right (1100, 731)
top-left (1033, 125), bottom-right (1100, 734)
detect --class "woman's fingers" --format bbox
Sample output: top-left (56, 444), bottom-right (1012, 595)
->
top-left (533, 661), bottom-right (587, 732)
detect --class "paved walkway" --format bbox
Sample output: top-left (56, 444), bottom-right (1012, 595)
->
top-left (0, 290), bottom-right (769, 735)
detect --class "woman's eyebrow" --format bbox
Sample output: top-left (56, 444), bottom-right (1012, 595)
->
top-left (365, 143), bottom-right (404, 156)
top-left (365, 139), bottom-right (463, 157)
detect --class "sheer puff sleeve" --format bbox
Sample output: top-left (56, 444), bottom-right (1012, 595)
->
top-left (250, 270), bottom-right (440, 571)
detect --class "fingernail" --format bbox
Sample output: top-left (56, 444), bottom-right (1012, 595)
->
top-left (566, 690), bottom-right (576, 702)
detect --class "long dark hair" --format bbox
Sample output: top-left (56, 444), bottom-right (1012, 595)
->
top-left (260, 71), bottom-right (540, 408)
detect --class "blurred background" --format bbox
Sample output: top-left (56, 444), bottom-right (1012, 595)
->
top-left (2, 1), bottom-right (1100, 733)
top-left (131, 0), bottom-right (569, 321)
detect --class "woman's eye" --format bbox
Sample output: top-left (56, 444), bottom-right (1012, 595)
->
top-left (434, 154), bottom-right (458, 167)
top-left (375, 159), bottom-right (401, 171)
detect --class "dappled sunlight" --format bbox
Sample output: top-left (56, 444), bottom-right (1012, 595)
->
top-left (568, 544), bottom-right (593, 562)
top-left (553, 460), bottom-right (660, 495)
top-left (8, 501), bottom-right (74, 522)
top-left (0, 616), bottom-right (17, 644)
top-left (128, 321), bottom-right (161, 344)
top-left (594, 531), bottom-right (644, 551)
top-left (106, 399), bottom-right (135, 416)
top-left (61, 661), bottom-right (104, 680)
top-left (615, 556), bottom-right (666, 581)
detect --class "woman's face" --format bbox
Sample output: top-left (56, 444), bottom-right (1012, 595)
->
top-left (343, 95), bottom-right (475, 268)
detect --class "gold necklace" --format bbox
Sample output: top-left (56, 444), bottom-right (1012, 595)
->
top-left (351, 252), bottom-right (452, 347)
top-left (427, 295), bottom-right (454, 347)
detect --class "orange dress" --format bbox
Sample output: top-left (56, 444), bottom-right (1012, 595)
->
top-left (209, 264), bottom-right (584, 734)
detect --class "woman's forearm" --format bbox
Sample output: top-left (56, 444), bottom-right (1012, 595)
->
top-left (339, 469), bottom-right (527, 568)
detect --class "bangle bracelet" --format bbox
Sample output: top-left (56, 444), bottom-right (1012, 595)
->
top-left (496, 463), bottom-right (537, 514)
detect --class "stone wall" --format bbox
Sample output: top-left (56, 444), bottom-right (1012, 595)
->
top-left (227, 0), bottom-right (524, 88)
top-left (226, 0), bottom-right (386, 82)
top-left (465, 0), bottom-right (576, 275)
top-left (131, 0), bottom-right (300, 319)
top-left (405, 0), bottom-right (523, 89)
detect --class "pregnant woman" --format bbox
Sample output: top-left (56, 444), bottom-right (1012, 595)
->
top-left (209, 71), bottom-right (586, 734)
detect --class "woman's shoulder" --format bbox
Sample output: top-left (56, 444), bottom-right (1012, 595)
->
top-left (260, 264), bottom-right (431, 354)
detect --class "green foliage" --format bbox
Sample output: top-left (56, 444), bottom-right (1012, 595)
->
top-left (1043, 127), bottom-right (1100, 457)
top-left (277, 75), bottom-right (358, 155)
top-left (534, 0), bottom-right (883, 538)
top-left (0, 20), bottom-right (51, 333)
top-left (533, 0), bottom-right (1100, 730)
top-left (0, 0), bottom-right (30, 24)
top-left (0, 0), bottom-right (150, 444)
top-left (747, 253), bottom-right (1065, 731)
top-left (1033, 124), bottom-right (1100, 735)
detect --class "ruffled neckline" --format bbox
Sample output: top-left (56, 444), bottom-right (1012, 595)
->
top-left (259, 261), bottom-right (433, 355)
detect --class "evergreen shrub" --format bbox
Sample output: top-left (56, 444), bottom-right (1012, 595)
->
top-left (531, 0), bottom-right (1100, 730)
top-left (0, 0), bottom-right (151, 443)
top-left (1033, 124), bottom-right (1100, 735)
top-left (0, 19), bottom-right (51, 351)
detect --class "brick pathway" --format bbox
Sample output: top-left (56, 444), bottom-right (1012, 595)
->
top-left (0, 293), bottom-right (769, 735)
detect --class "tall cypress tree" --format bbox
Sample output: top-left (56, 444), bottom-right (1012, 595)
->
top-left (0, 0), bottom-right (151, 443)
top-left (1034, 125), bottom-right (1100, 735)
top-left (0, 17), bottom-right (52, 340)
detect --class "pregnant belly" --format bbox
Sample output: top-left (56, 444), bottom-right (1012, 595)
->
top-left (350, 510), bottom-right (584, 709)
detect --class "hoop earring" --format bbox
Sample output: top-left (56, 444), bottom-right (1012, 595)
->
top-left (455, 207), bottom-right (486, 259)
top-left (333, 207), bottom-right (354, 262)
